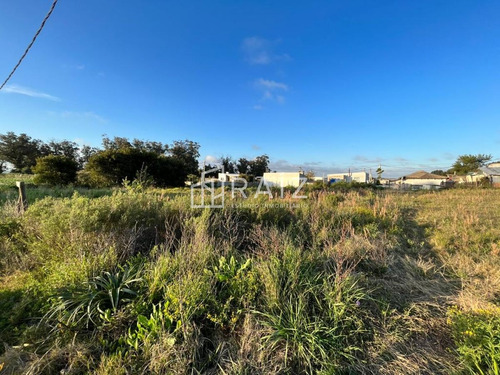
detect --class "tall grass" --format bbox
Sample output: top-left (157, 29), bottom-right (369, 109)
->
top-left (0, 186), bottom-right (499, 374)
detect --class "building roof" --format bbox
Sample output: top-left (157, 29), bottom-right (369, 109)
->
top-left (404, 171), bottom-right (447, 180)
top-left (479, 166), bottom-right (500, 176)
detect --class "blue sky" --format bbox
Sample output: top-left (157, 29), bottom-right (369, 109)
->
top-left (0, 0), bottom-right (499, 177)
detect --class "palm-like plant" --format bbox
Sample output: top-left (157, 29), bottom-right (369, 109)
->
top-left (44, 265), bottom-right (142, 330)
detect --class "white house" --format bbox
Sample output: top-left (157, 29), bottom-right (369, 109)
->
top-left (479, 162), bottom-right (500, 187)
top-left (262, 172), bottom-right (307, 188)
top-left (327, 171), bottom-right (371, 184)
top-left (398, 171), bottom-right (448, 189)
top-left (218, 173), bottom-right (241, 183)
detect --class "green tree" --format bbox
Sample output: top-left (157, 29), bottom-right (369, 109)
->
top-left (33, 155), bottom-right (78, 185)
top-left (132, 139), bottom-right (167, 155)
top-left (84, 148), bottom-right (185, 187)
top-left (431, 170), bottom-right (447, 176)
top-left (220, 155), bottom-right (237, 173)
top-left (376, 166), bottom-right (384, 180)
top-left (448, 154), bottom-right (492, 174)
top-left (78, 145), bottom-right (99, 169)
top-left (237, 158), bottom-right (250, 174)
top-left (46, 140), bottom-right (80, 161)
top-left (101, 135), bottom-right (132, 150)
top-left (0, 132), bottom-right (44, 173)
top-left (168, 140), bottom-right (200, 176)
top-left (249, 154), bottom-right (270, 177)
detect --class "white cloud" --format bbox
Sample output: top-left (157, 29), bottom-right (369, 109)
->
top-left (2, 84), bottom-right (60, 102)
top-left (241, 37), bottom-right (291, 65)
top-left (254, 78), bottom-right (289, 104)
top-left (204, 155), bottom-right (219, 164)
top-left (253, 104), bottom-right (264, 110)
top-left (255, 78), bottom-right (288, 91)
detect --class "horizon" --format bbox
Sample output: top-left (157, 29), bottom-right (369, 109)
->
top-left (1, 1), bottom-right (499, 178)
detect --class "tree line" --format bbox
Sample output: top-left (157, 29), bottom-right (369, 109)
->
top-left (0, 132), bottom-right (270, 187)
top-left (431, 154), bottom-right (493, 176)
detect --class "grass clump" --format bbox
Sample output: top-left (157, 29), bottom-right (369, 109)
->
top-left (448, 306), bottom-right (500, 374)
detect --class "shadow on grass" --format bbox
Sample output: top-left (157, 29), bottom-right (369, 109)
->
top-left (365, 206), bottom-right (462, 374)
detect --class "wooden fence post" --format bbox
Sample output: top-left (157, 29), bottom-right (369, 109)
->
top-left (16, 181), bottom-right (28, 213)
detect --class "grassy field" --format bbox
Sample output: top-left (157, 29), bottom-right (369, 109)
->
top-left (0, 182), bottom-right (499, 374)
top-left (0, 174), bottom-right (113, 205)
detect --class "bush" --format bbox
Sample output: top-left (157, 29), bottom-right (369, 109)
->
top-left (84, 148), bottom-right (186, 187)
top-left (33, 155), bottom-right (78, 185)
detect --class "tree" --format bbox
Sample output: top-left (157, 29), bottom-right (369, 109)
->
top-left (101, 135), bottom-right (132, 150)
top-left (47, 140), bottom-right (80, 161)
top-left (249, 154), bottom-right (270, 177)
top-left (237, 158), bottom-right (250, 174)
top-left (448, 154), bottom-right (492, 174)
top-left (376, 166), bottom-right (384, 180)
top-left (84, 148), bottom-right (186, 187)
top-left (431, 170), bottom-right (447, 176)
top-left (167, 140), bottom-right (200, 176)
top-left (0, 132), bottom-right (44, 173)
top-left (132, 139), bottom-right (167, 155)
top-left (202, 164), bottom-right (219, 177)
top-left (33, 155), bottom-right (78, 185)
top-left (79, 145), bottom-right (99, 168)
top-left (220, 156), bottom-right (237, 174)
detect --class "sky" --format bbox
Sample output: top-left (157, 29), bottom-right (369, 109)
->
top-left (0, 0), bottom-right (499, 177)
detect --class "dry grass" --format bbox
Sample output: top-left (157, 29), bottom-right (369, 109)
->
top-left (1, 187), bottom-right (499, 374)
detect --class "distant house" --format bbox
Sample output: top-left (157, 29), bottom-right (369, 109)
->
top-left (262, 172), bottom-right (306, 188)
top-left (398, 171), bottom-right (449, 189)
top-left (479, 162), bottom-right (500, 187)
top-left (327, 171), bottom-right (371, 184)
top-left (218, 173), bottom-right (241, 183)
top-left (379, 177), bottom-right (398, 186)
top-left (449, 175), bottom-right (468, 184)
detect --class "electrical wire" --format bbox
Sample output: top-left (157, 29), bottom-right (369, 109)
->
top-left (0, 0), bottom-right (59, 91)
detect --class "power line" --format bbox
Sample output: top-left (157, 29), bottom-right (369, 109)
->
top-left (0, 0), bottom-right (59, 91)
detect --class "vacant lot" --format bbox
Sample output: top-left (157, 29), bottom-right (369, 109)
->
top-left (0, 182), bottom-right (499, 374)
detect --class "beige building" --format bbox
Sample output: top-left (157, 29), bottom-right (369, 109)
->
top-left (398, 171), bottom-right (448, 189)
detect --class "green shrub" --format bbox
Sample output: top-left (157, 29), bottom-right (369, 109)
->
top-left (204, 255), bottom-right (259, 328)
top-left (33, 155), bottom-right (78, 186)
top-left (126, 302), bottom-right (177, 351)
